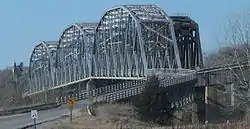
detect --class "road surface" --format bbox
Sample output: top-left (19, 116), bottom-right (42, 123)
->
top-left (0, 100), bottom-right (90, 129)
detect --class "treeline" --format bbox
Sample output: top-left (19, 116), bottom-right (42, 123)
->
top-left (0, 67), bottom-right (30, 108)
top-left (204, 43), bottom-right (250, 122)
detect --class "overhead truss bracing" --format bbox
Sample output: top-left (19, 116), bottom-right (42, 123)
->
top-left (28, 4), bottom-right (201, 94)
top-left (55, 23), bottom-right (97, 86)
top-left (29, 41), bottom-right (58, 92)
top-left (93, 4), bottom-right (182, 78)
top-left (170, 16), bottom-right (203, 69)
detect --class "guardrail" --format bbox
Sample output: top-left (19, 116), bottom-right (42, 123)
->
top-left (0, 103), bottom-right (60, 116)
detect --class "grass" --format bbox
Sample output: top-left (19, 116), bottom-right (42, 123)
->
top-left (39, 103), bottom-right (250, 129)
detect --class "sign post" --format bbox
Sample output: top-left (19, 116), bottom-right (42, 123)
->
top-left (31, 110), bottom-right (38, 129)
top-left (67, 96), bottom-right (75, 123)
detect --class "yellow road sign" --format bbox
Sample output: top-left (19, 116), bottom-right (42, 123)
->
top-left (67, 97), bottom-right (75, 110)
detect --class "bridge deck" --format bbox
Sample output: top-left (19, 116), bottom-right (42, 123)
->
top-left (27, 68), bottom-right (195, 96)
top-left (55, 69), bottom-right (197, 106)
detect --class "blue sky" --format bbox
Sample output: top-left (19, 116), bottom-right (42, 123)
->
top-left (0, 0), bottom-right (249, 69)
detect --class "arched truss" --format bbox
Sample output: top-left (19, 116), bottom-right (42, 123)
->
top-left (55, 23), bottom-right (97, 86)
top-left (93, 4), bottom-right (181, 78)
top-left (170, 16), bottom-right (203, 69)
top-left (29, 41), bottom-right (58, 92)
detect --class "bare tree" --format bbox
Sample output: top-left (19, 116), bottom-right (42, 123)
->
top-left (0, 67), bottom-right (33, 108)
top-left (205, 12), bottom-right (250, 120)
top-left (221, 12), bottom-right (250, 108)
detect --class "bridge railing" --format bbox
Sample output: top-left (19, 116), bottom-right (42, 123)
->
top-left (198, 61), bottom-right (249, 73)
top-left (55, 72), bottom-right (197, 104)
top-left (103, 73), bottom-right (197, 102)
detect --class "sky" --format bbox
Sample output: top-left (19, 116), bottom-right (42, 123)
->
top-left (0, 0), bottom-right (249, 69)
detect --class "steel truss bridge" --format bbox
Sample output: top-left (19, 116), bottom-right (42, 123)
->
top-left (27, 5), bottom-right (204, 110)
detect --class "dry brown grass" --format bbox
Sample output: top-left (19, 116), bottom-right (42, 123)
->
top-left (39, 103), bottom-right (250, 129)
top-left (164, 120), bottom-right (250, 129)
top-left (40, 103), bottom-right (152, 129)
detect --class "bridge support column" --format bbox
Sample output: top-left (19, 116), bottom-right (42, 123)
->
top-left (44, 91), bottom-right (48, 103)
top-left (58, 87), bottom-right (64, 98)
top-left (75, 82), bottom-right (83, 94)
top-left (87, 79), bottom-right (96, 91)
top-left (78, 82), bottom-right (81, 94)
top-left (43, 88), bottom-right (48, 103)
top-left (193, 86), bottom-right (206, 123)
top-left (230, 83), bottom-right (235, 106)
top-left (205, 86), bottom-right (208, 122)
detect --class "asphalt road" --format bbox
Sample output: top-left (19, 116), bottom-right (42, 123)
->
top-left (0, 100), bottom-right (90, 129)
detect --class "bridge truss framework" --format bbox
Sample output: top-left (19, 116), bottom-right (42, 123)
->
top-left (28, 4), bottom-right (203, 95)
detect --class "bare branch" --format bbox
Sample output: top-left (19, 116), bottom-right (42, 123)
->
top-left (204, 12), bottom-right (250, 119)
